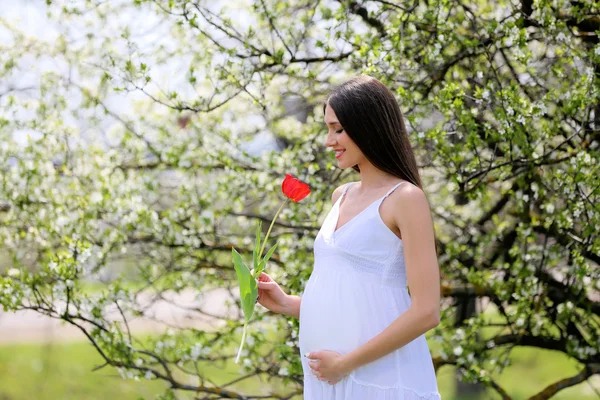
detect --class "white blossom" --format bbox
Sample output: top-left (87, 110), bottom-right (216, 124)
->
top-left (48, 261), bottom-right (58, 272)
top-left (7, 268), bottom-right (21, 277)
top-left (90, 191), bottom-right (103, 204)
top-left (453, 346), bottom-right (463, 356)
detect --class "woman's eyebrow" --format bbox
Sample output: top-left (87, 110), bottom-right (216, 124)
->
top-left (325, 120), bottom-right (341, 126)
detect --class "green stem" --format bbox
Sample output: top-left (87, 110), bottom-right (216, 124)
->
top-left (235, 323), bottom-right (248, 364)
top-left (258, 198), bottom-right (288, 259)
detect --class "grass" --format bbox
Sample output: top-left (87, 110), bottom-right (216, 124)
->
top-left (435, 346), bottom-right (600, 400)
top-left (0, 338), bottom-right (301, 400)
top-left (0, 339), bottom-right (598, 400)
top-left (0, 341), bottom-right (168, 400)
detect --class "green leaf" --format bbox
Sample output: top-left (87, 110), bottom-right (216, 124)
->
top-left (252, 221), bottom-right (262, 274)
top-left (242, 292), bottom-right (256, 323)
top-left (256, 241), bottom-right (279, 276)
top-left (232, 248), bottom-right (258, 323)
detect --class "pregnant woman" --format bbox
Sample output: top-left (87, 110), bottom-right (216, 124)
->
top-left (256, 75), bottom-right (441, 399)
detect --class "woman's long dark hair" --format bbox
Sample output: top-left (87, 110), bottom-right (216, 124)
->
top-left (323, 75), bottom-right (422, 189)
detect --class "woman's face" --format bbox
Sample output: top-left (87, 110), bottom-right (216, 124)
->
top-left (324, 104), bottom-right (365, 169)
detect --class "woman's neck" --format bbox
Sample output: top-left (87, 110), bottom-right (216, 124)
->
top-left (355, 160), bottom-right (401, 192)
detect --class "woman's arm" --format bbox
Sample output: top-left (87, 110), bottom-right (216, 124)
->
top-left (281, 295), bottom-right (302, 319)
top-left (336, 185), bottom-right (441, 374)
top-left (255, 273), bottom-right (302, 318)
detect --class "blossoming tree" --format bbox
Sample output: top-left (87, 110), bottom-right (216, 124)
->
top-left (0, 0), bottom-right (598, 399)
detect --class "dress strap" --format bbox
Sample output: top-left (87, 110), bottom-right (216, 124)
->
top-left (382, 181), bottom-right (407, 200)
top-left (341, 182), bottom-right (356, 197)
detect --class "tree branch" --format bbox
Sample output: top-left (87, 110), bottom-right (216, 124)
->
top-left (527, 364), bottom-right (600, 400)
top-left (337, 0), bottom-right (388, 37)
top-left (489, 377), bottom-right (512, 400)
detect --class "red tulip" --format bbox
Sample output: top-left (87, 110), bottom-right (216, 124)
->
top-left (281, 174), bottom-right (311, 202)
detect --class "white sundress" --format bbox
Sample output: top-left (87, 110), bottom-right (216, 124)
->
top-left (298, 181), bottom-right (441, 400)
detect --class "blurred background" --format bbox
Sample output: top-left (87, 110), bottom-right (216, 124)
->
top-left (1, 0), bottom-right (599, 399)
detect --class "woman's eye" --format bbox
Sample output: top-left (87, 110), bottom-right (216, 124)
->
top-left (335, 128), bottom-right (344, 134)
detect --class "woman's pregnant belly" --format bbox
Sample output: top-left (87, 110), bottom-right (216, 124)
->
top-left (298, 267), bottom-right (405, 357)
top-left (298, 273), bottom-right (360, 355)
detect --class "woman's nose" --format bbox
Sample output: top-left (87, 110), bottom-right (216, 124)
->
top-left (324, 132), bottom-right (336, 147)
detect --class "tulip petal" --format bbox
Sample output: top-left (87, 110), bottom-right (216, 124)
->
top-left (281, 174), bottom-right (311, 202)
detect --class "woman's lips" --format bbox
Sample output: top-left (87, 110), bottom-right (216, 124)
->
top-left (335, 150), bottom-right (345, 159)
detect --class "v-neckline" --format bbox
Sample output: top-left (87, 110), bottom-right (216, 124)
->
top-left (333, 182), bottom-right (383, 236)
top-left (333, 199), bottom-right (378, 236)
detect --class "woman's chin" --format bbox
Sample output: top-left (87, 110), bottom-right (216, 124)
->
top-left (338, 161), bottom-right (354, 169)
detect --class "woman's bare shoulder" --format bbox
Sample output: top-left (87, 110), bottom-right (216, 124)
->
top-left (388, 182), bottom-right (432, 228)
top-left (331, 182), bottom-right (352, 205)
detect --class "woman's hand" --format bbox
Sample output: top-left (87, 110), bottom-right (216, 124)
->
top-left (306, 350), bottom-right (351, 385)
top-left (253, 271), bottom-right (290, 315)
